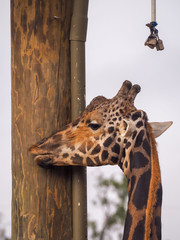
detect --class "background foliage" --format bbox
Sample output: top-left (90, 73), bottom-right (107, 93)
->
top-left (88, 174), bottom-right (128, 240)
top-left (0, 214), bottom-right (10, 240)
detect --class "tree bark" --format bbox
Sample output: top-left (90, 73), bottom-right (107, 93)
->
top-left (11, 0), bottom-right (73, 239)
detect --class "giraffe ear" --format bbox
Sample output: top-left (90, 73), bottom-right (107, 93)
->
top-left (120, 120), bottom-right (136, 137)
top-left (150, 121), bottom-right (173, 138)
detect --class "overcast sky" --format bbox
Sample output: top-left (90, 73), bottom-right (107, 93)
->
top-left (86, 1), bottom-right (180, 240)
top-left (0, 1), bottom-right (11, 237)
top-left (0, 0), bottom-right (180, 239)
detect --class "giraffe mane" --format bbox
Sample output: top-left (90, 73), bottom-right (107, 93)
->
top-left (145, 123), bottom-right (161, 239)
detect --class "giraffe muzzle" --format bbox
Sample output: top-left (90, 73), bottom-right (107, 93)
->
top-left (35, 154), bottom-right (54, 168)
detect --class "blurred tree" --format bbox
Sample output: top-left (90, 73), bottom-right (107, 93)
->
top-left (88, 174), bottom-right (128, 240)
top-left (0, 213), bottom-right (10, 240)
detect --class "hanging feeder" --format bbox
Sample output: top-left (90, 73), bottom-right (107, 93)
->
top-left (145, 0), bottom-right (164, 51)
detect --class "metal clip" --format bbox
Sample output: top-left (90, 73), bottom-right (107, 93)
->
top-left (53, 16), bottom-right (61, 19)
top-left (156, 39), bottom-right (164, 51)
top-left (144, 36), bottom-right (157, 49)
top-left (145, 21), bottom-right (164, 51)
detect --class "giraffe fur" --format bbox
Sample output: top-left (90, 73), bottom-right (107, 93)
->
top-left (29, 80), bottom-right (172, 239)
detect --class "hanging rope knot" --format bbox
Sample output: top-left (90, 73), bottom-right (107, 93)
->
top-left (145, 21), bottom-right (164, 51)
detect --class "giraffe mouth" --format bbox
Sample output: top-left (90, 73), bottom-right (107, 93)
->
top-left (34, 154), bottom-right (54, 169)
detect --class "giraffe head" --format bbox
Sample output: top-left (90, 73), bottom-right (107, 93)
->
top-left (29, 80), bottom-right (171, 172)
top-left (29, 80), bottom-right (172, 239)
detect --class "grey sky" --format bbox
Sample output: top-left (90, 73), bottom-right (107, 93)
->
top-left (86, 1), bottom-right (180, 240)
top-left (0, 0), bottom-right (11, 237)
top-left (0, 0), bottom-right (180, 239)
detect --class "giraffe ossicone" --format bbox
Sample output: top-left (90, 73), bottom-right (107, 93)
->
top-left (29, 80), bottom-right (172, 240)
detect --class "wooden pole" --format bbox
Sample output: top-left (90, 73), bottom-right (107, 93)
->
top-left (11, 0), bottom-right (73, 239)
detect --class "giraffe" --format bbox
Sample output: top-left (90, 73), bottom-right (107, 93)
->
top-left (29, 80), bottom-right (172, 240)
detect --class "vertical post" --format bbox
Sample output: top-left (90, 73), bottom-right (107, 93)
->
top-left (11, 0), bottom-right (73, 239)
top-left (70, 0), bottom-right (89, 239)
top-left (151, 0), bottom-right (156, 22)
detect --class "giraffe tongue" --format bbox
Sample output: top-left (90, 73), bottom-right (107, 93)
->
top-left (35, 154), bottom-right (54, 169)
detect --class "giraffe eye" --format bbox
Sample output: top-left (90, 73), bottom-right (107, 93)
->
top-left (88, 123), bottom-right (101, 130)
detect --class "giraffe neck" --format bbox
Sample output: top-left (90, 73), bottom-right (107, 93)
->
top-left (145, 124), bottom-right (162, 240)
top-left (123, 124), bottom-right (162, 240)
